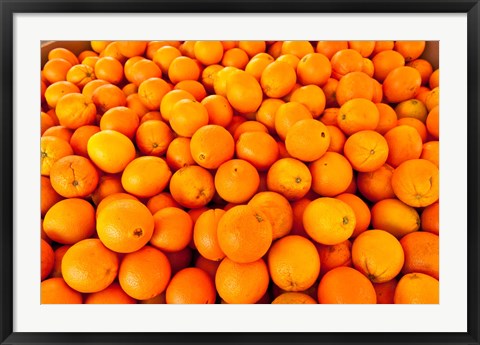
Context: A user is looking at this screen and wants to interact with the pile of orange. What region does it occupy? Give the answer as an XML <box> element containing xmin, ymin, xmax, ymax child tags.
<box><xmin>41</xmin><ymin>40</ymin><xmax>439</xmax><ymax>304</ymax></box>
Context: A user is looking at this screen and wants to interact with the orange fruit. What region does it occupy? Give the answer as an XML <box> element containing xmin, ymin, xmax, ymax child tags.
<box><xmin>290</xmin><ymin>84</ymin><xmax>326</xmax><ymax>118</ymax></box>
<box><xmin>168</xmin><ymin>56</ymin><xmax>201</xmax><ymax>84</ymax></box>
<box><xmin>272</xmin><ymin>292</ymin><xmax>317</xmax><ymax>304</ymax></box>
<box><xmin>117</xmin><ymin>40</ymin><xmax>147</xmax><ymax>57</ymax></box>
<box><xmin>193</xmin><ymin>40</ymin><xmax>224</xmax><ymax>65</ymax></box>
<box><xmin>50</xmin><ymin>245</ymin><xmax>71</xmax><ymax>278</ymax></box>
<box><xmin>356</xmin><ymin>164</ymin><xmax>396</xmax><ymax>202</ymax></box>
<box><xmin>268</xmin><ymin>235</ymin><xmax>320</xmax><ymax>291</ymax></box>
<box><xmin>166</xmin><ymin>267</ymin><xmax>216</xmax><ymax>304</ymax></box>
<box><xmin>42</xmin><ymin>58</ymin><xmax>72</xmax><ymax>83</ymax></box>
<box><xmin>201</xmin><ymin>94</ymin><xmax>233</xmax><ymax>127</ymax></box>
<box><xmin>41</xmin><ymin>239</ymin><xmax>55</xmax><ymax>281</ymax></box>
<box><xmin>384</xmin><ymin>125</ymin><xmax>423</xmax><ymax>167</ymax></box>
<box><xmin>394</xmin><ymin>273</ymin><xmax>439</xmax><ymax>304</ymax></box>
<box><xmin>49</xmin><ymin>155</ymin><xmax>99</xmax><ymax>198</ymax></box>
<box><xmin>256</xmin><ymin>98</ymin><xmax>284</xmax><ymax>133</ymax></box>
<box><xmin>318</xmin><ymin>266</ymin><xmax>376</xmax><ymax>304</ymax></box>
<box><xmin>91</xmin><ymin>174</ymin><xmax>125</xmax><ymax>206</ymax></box>
<box><xmin>394</xmin><ymin>41</ymin><xmax>426</xmax><ymax>62</ymax></box>
<box><xmin>169</xmin><ymin>165</ymin><xmax>215</xmax><ymax>208</ymax></box>
<box><xmin>348</xmin><ymin>41</ymin><xmax>375</xmax><ymax>57</ymax></box>
<box><xmin>190</xmin><ymin>125</ymin><xmax>235</xmax><ymax>169</ymax></box>
<box><xmin>238</xmin><ymin>41</ymin><xmax>266</xmax><ymax>57</ymax></box>
<box><xmin>309</xmin><ymin>152</ymin><xmax>353</xmax><ymax>197</ymax></box>
<box><xmin>87</xmin><ymin>130</ymin><xmax>136</xmax><ymax>174</ymax></box>
<box><xmin>335</xmin><ymin>193</ymin><xmax>371</xmax><ymax>238</ymax></box>
<box><xmin>226</xmin><ymin>71</ymin><xmax>263</xmax><ymax>114</ymax></box>
<box><xmin>295</xmin><ymin>52</ymin><xmax>331</xmax><ymax>87</ymax></box>
<box><xmin>215</xmin><ymin>159</ymin><xmax>260</xmax><ymax>204</ymax></box>
<box><xmin>91</xmin><ymin>83</ymin><xmax>127</xmax><ymax>114</ymax></box>
<box><xmin>235</xmin><ymin>131</ymin><xmax>279</xmax><ymax>171</ymax></box>
<box><xmin>150</xmin><ymin>207</ymin><xmax>193</xmax><ymax>253</ymax></box>
<box><xmin>94</xmin><ymin>56</ymin><xmax>124</xmax><ymax>84</ymax></box>
<box><xmin>383</xmin><ymin>106</ymin><xmax>405</xmax><ymax>134</ymax></box>
<box><xmin>96</xmin><ymin>198</ymin><xmax>154</xmax><ymax>253</ymax></box>
<box><xmin>248</xmin><ymin>191</ymin><xmax>293</xmax><ymax>240</ymax></box>
<box><xmin>41</xmin><ymin>136</ymin><xmax>74</xmax><ymax>176</ymax></box>
<box><xmin>119</xmin><ymin>245</ymin><xmax>171</xmax><ymax>300</ymax></box>
<box><xmin>174</xmin><ymin>80</ymin><xmax>207</xmax><ymax>101</ymax></box>
<box><xmin>337</xmin><ymin>98</ymin><xmax>380</xmax><ymax>136</ymax></box>
<box><xmin>146</xmin><ymin>192</ymin><xmax>180</xmax><ymax>215</ymax></box>
<box><xmin>352</xmin><ymin>229</ymin><xmax>405</xmax><ymax>283</ymax></box>
<box><xmin>285</xmin><ymin>119</ymin><xmax>331</xmax><ymax>162</ymax></box>
<box><xmin>193</xmin><ymin>208</ymin><xmax>226</xmax><ymax>261</ymax></box>
<box><xmin>395</xmin><ymin>98</ymin><xmax>428</xmax><ymax>123</ymax></box>
<box><xmin>397</xmin><ymin>117</ymin><xmax>428</xmax><ymax>143</ymax></box>
<box><xmin>55</xmin><ymin>93</ymin><xmax>97</xmax><ymax>129</ymax></box>
<box><xmin>407</xmin><ymin>58</ymin><xmax>433</xmax><ymax>85</ymax></box>
<box><xmin>217</xmin><ymin>204</ymin><xmax>272</xmax><ymax>264</ymax></box>
<box><xmin>127</xmin><ymin>59</ymin><xmax>163</xmax><ymax>87</ymax></box>
<box><xmin>371</xmin><ymin>50</ymin><xmax>405</xmax><ymax>82</ymax></box>
<box><xmin>69</xmin><ymin>125</ymin><xmax>100</xmax><ymax>157</ymax></box>
<box><xmin>372</xmin><ymin>41</ymin><xmax>395</xmax><ymax>55</ymax></box>
<box><xmin>267</xmin><ymin>157</ymin><xmax>312</xmax><ymax>201</ymax></box>
<box><xmin>121</xmin><ymin>156</ymin><xmax>172</xmax><ymax>198</ymax></box>
<box><xmin>43</xmin><ymin>198</ymin><xmax>95</xmax><ymax>244</ymax></box>
<box><xmin>400</xmin><ymin>231</ymin><xmax>439</xmax><ymax>279</ymax></box>
<box><xmin>260</xmin><ymin>60</ymin><xmax>296</xmax><ymax>98</ymax></box>
<box><xmin>201</xmin><ymin>64</ymin><xmax>223</xmax><ymax>93</ymax></box>
<box><xmin>281</xmin><ymin>41</ymin><xmax>314</xmax><ymax>59</ymax></box>
<box><xmin>344</xmin><ymin>130</ymin><xmax>389</xmax><ymax>172</ymax></box>
<box><xmin>95</xmin><ymin>192</ymin><xmax>139</xmax><ymax>218</ymax></box>
<box><xmin>85</xmin><ymin>282</ymin><xmax>137</xmax><ymax>304</ymax></box>
<box><xmin>215</xmin><ymin>257</ymin><xmax>269</xmax><ymax>304</ymax></box>
<box><xmin>371</xmin><ymin>198</ymin><xmax>420</xmax><ymax>238</ymax></box>
<box><xmin>391</xmin><ymin>159</ymin><xmax>439</xmax><ymax>207</ymax></box>
<box><xmin>160</xmin><ymin>90</ymin><xmax>196</xmax><ymax>122</ymax></box>
<box><xmin>233</xmin><ymin>121</ymin><xmax>269</xmax><ymax>141</ymax></box>
<box><xmin>169</xmin><ymin>99</ymin><xmax>209</xmax><ymax>137</ymax></box>
<box><xmin>44</xmin><ymin>81</ymin><xmax>80</xmax><ymax>108</ymax></box>
<box><xmin>48</xmin><ymin>47</ymin><xmax>79</xmax><ymax>66</ymax></box>
<box><xmin>303</xmin><ymin>197</ymin><xmax>356</xmax><ymax>245</ymax></box>
<box><xmin>322</xmin><ymin>78</ymin><xmax>340</xmax><ymax>108</ymax></box>
<box><xmin>326</xmin><ymin>125</ymin><xmax>346</xmax><ymax>154</ymax></box>
<box><xmin>315</xmin><ymin>41</ymin><xmax>348</xmax><ymax>59</ymax></box>
<box><xmin>61</xmin><ymin>238</ymin><xmax>118</xmax><ymax>293</ymax></box>
<box><xmin>41</xmin><ymin>176</ymin><xmax>63</xmax><ymax>216</ymax></box>
<box><xmin>153</xmin><ymin>45</ymin><xmax>182</xmax><ymax>74</ymax></box>
<box><xmin>245</xmin><ymin>56</ymin><xmax>273</xmax><ymax>82</ymax></box>
<box><xmin>336</xmin><ymin>71</ymin><xmax>374</xmax><ymax>106</ymax></box>
<box><xmin>166</xmin><ymin>137</ymin><xmax>196</xmax><ymax>171</ymax></box>
<box><xmin>383</xmin><ymin>66</ymin><xmax>422</xmax><ymax>103</ymax></box>
<box><xmin>316</xmin><ymin>240</ymin><xmax>352</xmax><ymax>276</ymax></box>
<box><xmin>330</xmin><ymin>49</ymin><xmax>364</xmax><ymax>78</ymax></box>
<box><xmin>135</xmin><ymin>120</ymin><xmax>174</xmax><ymax>157</ymax></box>
<box><xmin>99</xmin><ymin>106</ymin><xmax>140</xmax><ymax>140</ymax></box>
<box><xmin>421</xmin><ymin>201</ymin><xmax>439</xmax><ymax>235</ymax></box>
<box><xmin>41</xmin><ymin>277</ymin><xmax>83</xmax><ymax>304</ymax></box>
<box><xmin>82</xmin><ymin>79</ymin><xmax>109</xmax><ymax>103</ymax></box>
<box><xmin>138</xmin><ymin>77</ymin><xmax>172</xmax><ymax>110</ymax></box>
<box><xmin>421</xmin><ymin>141</ymin><xmax>439</xmax><ymax>167</ymax></box>
<box><xmin>429</xmin><ymin>69</ymin><xmax>439</xmax><ymax>89</ymax></box>
<box><xmin>222</xmin><ymin>48</ymin><xmax>249</xmax><ymax>69</ymax></box>
<box><xmin>274</xmin><ymin>101</ymin><xmax>313</xmax><ymax>141</ymax></box>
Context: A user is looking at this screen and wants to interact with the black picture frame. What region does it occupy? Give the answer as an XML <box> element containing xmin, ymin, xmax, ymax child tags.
<box><xmin>1</xmin><ymin>1</ymin><xmax>479</xmax><ymax>344</ymax></box>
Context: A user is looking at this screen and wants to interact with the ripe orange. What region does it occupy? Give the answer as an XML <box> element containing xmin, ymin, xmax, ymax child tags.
<box><xmin>55</xmin><ymin>93</ymin><xmax>97</xmax><ymax>129</ymax></box>
<box><xmin>336</xmin><ymin>71</ymin><xmax>374</xmax><ymax>106</ymax></box>
<box><xmin>165</xmin><ymin>137</ymin><xmax>196</xmax><ymax>171</ymax></box>
<box><xmin>215</xmin><ymin>159</ymin><xmax>260</xmax><ymax>204</ymax></box>
<box><xmin>352</xmin><ymin>229</ymin><xmax>405</xmax><ymax>283</ymax></box>
<box><xmin>96</xmin><ymin>198</ymin><xmax>154</xmax><ymax>253</ymax></box>
<box><xmin>69</xmin><ymin>125</ymin><xmax>100</xmax><ymax>157</ymax></box>
<box><xmin>272</xmin><ymin>292</ymin><xmax>317</xmax><ymax>304</ymax></box>
<box><xmin>87</xmin><ymin>130</ymin><xmax>136</xmax><ymax>174</ymax></box>
<box><xmin>190</xmin><ymin>125</ymin><xmax>235</xmax><ymax>169</ymax></box>
<box><xmin>285</xmin><ymin>119</ymin><xmax>331</xmax><ymax>162</ymax></box>
<box><xmin>62</xmin><ymin>238</ymin><xmax>118</xmax><ymax>293</ymax></box>
<box><xmin>45</xmin><ymin>81</ymin><xmax>80</xmax><ymax>108</ymax></box>
<box><xmin>344</xmin><ymin>130</ymin><xmax>389</xmax><ymax>172</ymax></box>
<box><xmin>383</xmin><ymin>66</ymin><xmax>422</xmax><ymax>103</ymax></box>
<box><xmin>335</xmin><ymin>193</ymin><xmax>371</xmax><ymax>238</ymax></box>
<box><xmin>268</xmin><ymin>235</ymin><xmax>320</xmax><ymax>291</ymax></box>
<box><xmin>330</xmin><ymin>49</ymin><xmax>364</xmax><ymax>79</ymax></box>
<box><xmin>41</xmin><ymin>239</ymin><xmax>55</xmax><ymax>281</ymax></box>
<box><xmin>371</xmin><ymin>198</ymin><xmax>420</xmax><ymax>238</ymax></box>
<box><xmin>318</xmin><ymin>266</ymin><xmax>376</xmax><ymax>304</ymax></box>
<box><xmin>400</xmin><ymin>231</ymin><xmax>439</xmax><ymax>279</ymax></box>
<box><xmin>168</xmin><ymin>56</ymin><xmax>200</xmax><ymax>84</ymax></box>
<box><xmin>274</xmin><ymin>101</ymin><xmax>313</xmax><ymax>141</ymax></box>
<box><xmin>166</xmin><ymin>267</ymin><xmax>216</xmax><ymax>304</ymax></box>
<box><xmin>391</xmin><ymin>158</ymin><xmax>439</xmax><ymax>207</ymax></box>
<box><xmin>41</xmin><ymin>136</ymin><xmax>74</xmax><ymax>176</ymax></box>
<box><xmin>193</xmin><ymin>208</ymin><xmax>226</xmax><ymax>261</ymax></box>
<box><xmin>235</xmin><ymin>131</ymin><xmax>279</xmax><ymax>171</ymax></box>
<box><xmin>169</xmin><ymin>165</ymin><xmax>215</xmax><ymax>208</ymax></box>
<box><xmin>135</xmin><ymin>120</ymin><xmax>174</xmax><ymax>157</ymax></box>
<box><xmin>41</xmin><ymin>277</ymin><xmax>83</xmax><ymax>304</ymax></box>
<box><xmin>394</xmin><ymin>272</ymin><xmax>439</xmax><ymax>304</ymax></box>
<box><xmin>373</xmin><ymin>279</ymin><xmax>398</xmax><ymax>304</ymax></box>
<box><xmin>337</xmin><ymin>98</ymin><xmax>380</xmax><ymax>136</ymax></box>
<box><xmin>215</xmin><ymin>257</ymin><xmax>269</xmax><ymax>304</ymax></box>
<box><xmin>49</xmin><ymin>155</ymin><xmax>99</xmax><ymax>198</ymax></box>
<box><xmin>169</xmin><ymin>99</ymin><xmax>209</xmax><ymax>137</ymax></box>
<box><xmin>150</xmin><ymin>207</ymin><xmax>193</xmax><ymax>253</ymax></box>
<box><xmin>201</xmin><ymin>94</ymin><xmax>233</xmax><ymax>127</ymax></box>
<box><xmin>316</xmin><ymin>240</ymin><xmax>352</xmax><ymax>276</ymax></box>
<box><xmin>121</xmin><ymin>156</ymin><xmax>172</xmax><ymax>198</ymax></box>
<box><xmin>138</xmin><ymin>77</ymin><xmax>172</xmax><ymax>110</ymax></box>
<box><xmin>99</xmin><ymin>106</ymin><xmax>139</xmax><ymax>140</ymax></box>
<box><xmin>248</xmin><ymin>191</ymin><xmax>293</xmax><ymax>240</ymax></box>
<box><xmin>356</xmin><ymin>164</ymin><xmax>396</xmax><ymax>202</ymax></box>
<box><xmin>94</xmin><ymin>56</ymin><xmax>124</xmax><ymax>84</ymax></box>
<box><xmin>384</xmin><ymin>125</ymin><xmax>423</xmax><ymax>167</ymax></box>
<box><xmin>217</xmin><ymin>204</ymin><xmax>272</xmax><ymax>263</ymax></box>
<box><xmin>372</xmin><ymin>50</ymin><xmax>405</xmax><ymax>82</ymax></box>
<box><xmin>421</xmin><ymin>201</ymin><xmax>439</xmax><ymax>235</ymax></box>
<box><xmin>303</xmin><ymin>197</ymin><xmax>356</xmax><ymax>245</ymax></box>
<box><xmin>394</xmin><ymin>41</ymin><xmax>426</xmax><ymax>62</ymax></box>
<box><xmin>226</xmin><ymin>70</ymin><xmax>263</xmax><ymax>114</ymax></box>
<box><xmin>309</xmin><ymin>152</ymin><xmax>353</xmax><ymax>197</ymax></box>
<box><xmin>119</xmin><ymin>245</ymin><xmax>171</xmax><ymax>300</ymax></box>
<box><xmin>261</xmin><ymin>60</ymin><xmax>297</xmax><ymax>98</ymax></box>
<box><xmin>267</xmin><ymin>158</ymin><xmax>312</xmax><ymax>201</ymax></box>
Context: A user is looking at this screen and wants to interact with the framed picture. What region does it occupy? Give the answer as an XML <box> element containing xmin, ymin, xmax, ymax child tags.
<box><xmin>1</xmin><ymin>1</ymin><xmax>479</xmax><ymax>344</ymax></box>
